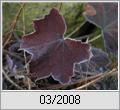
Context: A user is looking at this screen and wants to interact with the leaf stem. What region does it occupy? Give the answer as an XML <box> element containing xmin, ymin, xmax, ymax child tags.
<box><xmin>88</xmin><ymin>34</ymin><xmax>101</xmax><ymax>43</ymax></box>
<box><xmin>66</xmin><ymin>21</ymin><xmax>86</xmax><ymax>38</ymax></box>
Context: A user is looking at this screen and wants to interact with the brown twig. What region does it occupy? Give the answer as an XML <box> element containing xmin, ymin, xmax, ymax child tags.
<box><xmin>39</xmin><ymin>73</ymin><xmax>101</xmax><ymax>90</ymax></box>
<box><xmin>59</xmin><ymin>73</ymin><xmax>102</xmax><ymax>90</ymax></box>
<box><xmin>75</xmin><ymin>68</ymin><xmax>117</xmax><ymax>90</ymax></box>
<box><xmin>40</xmin><ymin>68</ymin><xmax>117</xmax><ymax>90</ymax></box>
<box><xmin>3</xmin><ymin>70</ymin><xmax>23</xmax><ymax>90</ymax></box>
<box><xmin>3</xmin><ymin>3</ymin><xmax>25</xmax><ymax>47</ymax></box>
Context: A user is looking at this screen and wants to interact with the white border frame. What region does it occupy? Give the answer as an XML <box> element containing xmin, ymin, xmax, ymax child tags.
<box><xmin>0</xmin><ymin>0</ymin><xmax>119</xmax><ymax>92</ymax></box>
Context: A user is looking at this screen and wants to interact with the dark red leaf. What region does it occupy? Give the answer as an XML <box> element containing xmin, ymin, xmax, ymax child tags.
<box><xmin>20</xmin><ymin>8</ymin><xmax>66</xmax><ymax>60</ymax></box>
<box><xmin>30</xmin><ymin>39</ymin><xmax>90</xmax><ymax>83</ymax></box>
<box><xmin>20</xmin><ymin>8</ymin><xmax>91</xmax><ymax>84</ymax></box>
<box><xmin>84</xmin><ymin>3</ymin><xmax>118</xmax><ymax>54</ymax></box>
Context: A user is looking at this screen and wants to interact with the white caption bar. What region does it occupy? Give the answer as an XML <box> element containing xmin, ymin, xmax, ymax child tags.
<box><xmin>1</xmin><ymin>91</ymin><xmax>119</xmax><ymax>109</ymax></box>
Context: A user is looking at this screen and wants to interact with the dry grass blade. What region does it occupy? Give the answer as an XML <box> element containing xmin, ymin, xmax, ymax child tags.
<box><xmin>59</xmin><ymin>3</ymin><xmax>63</xmax><ymax>11</ymax></box>
<box><xmin>3</xmin><ymin>3</ymin><xmax>25</xmax><ymax>47</ymax></box>
<box><xmin>75</xmin><ymin>68</ymin><xmax>117</xmax><ymax>90</ymax></box>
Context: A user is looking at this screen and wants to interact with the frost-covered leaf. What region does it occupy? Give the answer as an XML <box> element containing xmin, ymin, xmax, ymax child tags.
<box><xmin>6</xmin><ymin>55</ymin><xmax>14</xmax><ymax>70</ymax></box>
<box><xmin>74</xmin><ymin>48</ymin><xmax>111</xmax><ymax>76</ymax></box>
<box><xmin>20</xmin><ymin>8</ymin><xmax>91</xmax><ymax>84</ymax></box>
<box><xmin>84</xmin><ymin>3</ymin><xmax>118</xmax><ymax>54</ymax></box>
<box><xmin>6</xmin><ymin>42</ymin><xmax>24</xmax><ymax>75</ymax></box>
<box><xmin>30</xmin><ymin>39</ymin><xmax>90</xmax><ymax>83</ymax></box>
<box><xmin>6</xmin><ymin>54</ymin><xmax>23</xmax><ymax>75</ymax></box>
<box><xmin>6</xmin><ymin>54</ymin><xmax>19</xmax><ymax>75</ymax></box>
<box><xmin>20</xmin><ymin>8</ymin><xmax>66</xmax><ymax>60</ymax></box>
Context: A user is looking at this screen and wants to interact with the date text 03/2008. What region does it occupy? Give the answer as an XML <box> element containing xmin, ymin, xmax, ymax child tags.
<box><xmin>40</xmin><ymin>94</ymin><xmax>81</xmax><ymax>104</ymax></box>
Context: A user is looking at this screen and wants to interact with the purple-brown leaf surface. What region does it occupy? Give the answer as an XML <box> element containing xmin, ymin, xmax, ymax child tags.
<box><xmin>20</xmin><ymin>8</ymin><xmax>91</xmax><ymax>84</ymax></box>
<box><xmin>74</xmin><ymin>48</ymin><xmax>111</xmax><ymax>76</ymax></box>
<box><xmin>20</xmin><ymin>9</ymin><xmax>66</xmax><ymax>60</ymax></box>
<box><xmin>84</xmin><ymin>3</ymin><xmax>118</xmax><ymax>54</ymax></box>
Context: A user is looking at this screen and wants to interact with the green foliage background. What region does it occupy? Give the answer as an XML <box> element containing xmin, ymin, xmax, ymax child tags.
<box><xmin>3</xmin><ymin>3</ymin><xmax>84</xmax><ymax>35</ymax></box>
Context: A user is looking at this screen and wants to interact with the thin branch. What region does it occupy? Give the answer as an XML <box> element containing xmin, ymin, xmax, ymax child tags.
<box><xmin>3</xmin><ymin>70</ymin><xmax>23</xmax><ymax>90</ymax></box>
<box><xmin>3</xmin><ymin>3</ymin><xmax>25</xmax><ymax>47</ymax></box>
<box><xmin>40</xmin><ymin>73</ymin><xmax>102</xmax><ymax>90</ymax></box>
<box><xmin>75</xmin><ymin>68</ymin><xmax>117</xmax><ymax>90</ymax></box>
<box><xmin>42</xmin><ymin>68</ymin><xmax>117</xmax><ymax>90</ymax></box>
